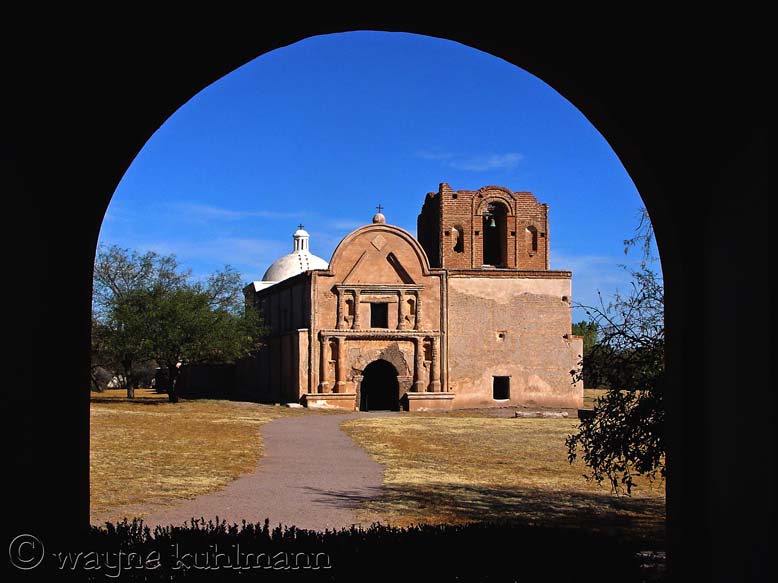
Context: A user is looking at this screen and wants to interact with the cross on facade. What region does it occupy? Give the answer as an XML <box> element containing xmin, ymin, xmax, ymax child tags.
<box><xmin>376</xmin><ymin>204</ymin><xmax>384</xmax><ymax>213</ymax></box>
<box><xmin>298</xmin><ymin>223</ymin><xmax>304</xmax><ymax>230</ymax></box>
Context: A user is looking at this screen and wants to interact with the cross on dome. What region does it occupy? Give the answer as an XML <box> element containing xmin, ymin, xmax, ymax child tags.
<box><xmin>372</xmin><ymin>204</ymin><xmax>386</xmax><ymax>224</ymax></box>
<box><xmin>292</xmin><ymin>224</ymin><xmax>310</xmax><ymax>251</ymax></box>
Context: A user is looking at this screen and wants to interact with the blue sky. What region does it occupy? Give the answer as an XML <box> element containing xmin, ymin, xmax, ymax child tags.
<box><xmin>100</xmin><ymin>31</ymin><xmax>657</xmax><ymax>321</ymax></box>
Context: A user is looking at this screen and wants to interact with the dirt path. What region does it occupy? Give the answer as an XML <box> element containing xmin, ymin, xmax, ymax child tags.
<box><xmin>142</xmin><ymin>412</ymin><xmax>394</xmax><ymax>531</ymax></box>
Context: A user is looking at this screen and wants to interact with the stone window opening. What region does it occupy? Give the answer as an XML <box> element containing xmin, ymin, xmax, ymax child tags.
<box><xmin>452</xmin><ymin>224</ymin><xmax>465</xmax><ymax>253</ymax></box>
<box><xmin>370</xmin><ymin>302</ymin><xmax>389</xmax><ymax>328</ymax></box>
<box><xmin>526</xmin><ymin>225</ymin><xmax>539</xmax><ymax>254</ymax></box>
<box><xmin>496</xmin><ymin>331</ymin><xmax>507</xmax><ymax>341</ymax></box>
<box><xmin>493</xmin><ymin>376</ymin><xmax>510</xmax><ymax>400</ymax></box>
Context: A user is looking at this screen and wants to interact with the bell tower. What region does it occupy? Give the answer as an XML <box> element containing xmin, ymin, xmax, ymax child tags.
<box><xmin>417</xmin><ymin>183</ymin><xmax>550</xmax><ymax>270</ymax></box>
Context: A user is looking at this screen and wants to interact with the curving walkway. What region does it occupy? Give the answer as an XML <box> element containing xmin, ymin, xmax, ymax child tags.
<box><xmin>142</xmin><ymin>412</ymin><xmax>393</xmax><ymax>531</ymax></box>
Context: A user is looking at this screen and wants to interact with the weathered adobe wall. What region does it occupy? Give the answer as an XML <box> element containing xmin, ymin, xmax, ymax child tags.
<box><xmin>256</xmin><ymin>275</ymin><xmax>311</xmax><ymax>337</ymax></box>
<box><xmin>511</xmin><ymin>191</ymin><xmax>549</xmax><ymax>271</ymax></box>
<box><xmin>295</xmin><ymin>330</ymin><xmax>309</xmax><ymax>401</ymax></box>
<box><xmin>235</xmin><ymin>349</ymin><xmax>267</xmax><ymax>401</ymax></box>
<box><xmin>263</xmin><ymin>329</ymin><xmax>308</xmax><ymax>403</ymax></box>
<box><xmin>238</xmin><ymin>276</ymin><xmax>312</xmax><ymax>401</ymax></box>
<box><xmin>447</xmin><ymin>277</ymin><xmax>583</xmax><ymax>409</ymax></box>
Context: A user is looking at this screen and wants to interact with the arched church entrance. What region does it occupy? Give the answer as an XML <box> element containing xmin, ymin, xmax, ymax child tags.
<box><xmin>359</xmin><ymin>359</ymin><xmax>400</xmax><ymax>411</ymax></box>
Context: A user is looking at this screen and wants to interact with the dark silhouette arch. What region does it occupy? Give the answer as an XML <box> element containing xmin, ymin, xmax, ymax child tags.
<box><xmin>359</xmin><ymin>359</ymin><xmax>400</xmax><ymax>411</ymax></box>
<box><xmin>5</xmin><ymin>18</ymin><xmax>768</xmax><ymax>581</ymax></box>
<box><xmin>482</xmin><ymin>200</ymin><xmax>509</xmax><ymax>267</ymax></box>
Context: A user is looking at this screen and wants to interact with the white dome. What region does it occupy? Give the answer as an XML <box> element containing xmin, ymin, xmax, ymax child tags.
<box><xmin>262</xmin><ymin>226</ymin><xmax>328</xmax><ymax>282</ymax></box>
<box><xmin>262</xmin><ymin>252</ymin><xmax>328</xmax><ymax>281</ymax></box>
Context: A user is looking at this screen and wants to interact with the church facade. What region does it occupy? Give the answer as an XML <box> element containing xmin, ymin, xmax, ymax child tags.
<box><xmin>241</xmin><ymin>183</ymin><xmax>583</xmax><ymax>411</ymax></box>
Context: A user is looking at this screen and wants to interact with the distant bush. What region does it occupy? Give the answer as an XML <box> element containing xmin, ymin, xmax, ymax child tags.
<box><xmin>133</xmin><ymin>360</ymin><xmax>158</xmax><ymax>388</ymax></box>
<box><xmin>89</xmin><ymin>366</ymin><xmax>113</xmax><ymax>392</ymax></box>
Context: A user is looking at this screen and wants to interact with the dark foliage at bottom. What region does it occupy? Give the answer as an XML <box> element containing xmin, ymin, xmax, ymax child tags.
<box><xmin>16</xmin><ymin>517</ymin><xmax>663</xmax><ymax>582</ymax></box>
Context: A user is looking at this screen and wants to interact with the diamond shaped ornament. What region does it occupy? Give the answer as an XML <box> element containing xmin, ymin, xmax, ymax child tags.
<box><xmin>371</xmin><ymin>234</ymin><xmax>386</xmax><ymax>251</ymax></box>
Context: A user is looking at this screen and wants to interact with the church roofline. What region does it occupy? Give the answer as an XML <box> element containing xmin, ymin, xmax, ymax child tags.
<box><xmin>249</xmin><ymin>269</ymin><xmax>320</xmax><ymax>297</ymax></box>
<box><xmin>445</xmin><ymin>269</ymin><xmax>571</xmax><ymax>279</ymax></box>
<box><xmin>425</xmin><ymin>183</ymin><xmax>544</xmax><ymax>206</ymax></box>
<box><xmin>327</xmin><ymin>222</ymin><xmax>436</xmax><ymax>276</ymax></box>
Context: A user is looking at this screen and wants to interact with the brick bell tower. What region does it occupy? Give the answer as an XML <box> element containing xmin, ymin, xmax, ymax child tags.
<box><xmin>417</xmin><ymin>183</ymin><xmax>550</xmax><ymax>270</ymax></box>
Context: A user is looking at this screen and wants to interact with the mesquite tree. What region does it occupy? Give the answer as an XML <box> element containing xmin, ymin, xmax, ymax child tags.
<box><xmin>566</xmin><ymin>209</ymin><xmax>665</xmax><ymax>494</ymax></box>
<box><xmin>92</xmin><ymin>244</ymin><xmax>264</xmax><ymax>401</ymax></box>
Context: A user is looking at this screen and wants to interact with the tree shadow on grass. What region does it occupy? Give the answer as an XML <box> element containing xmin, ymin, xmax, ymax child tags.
<box><xmin>90</xmin><ymin>397</ymin><xmax>169</xmax><ymax>405</ymax></box>
<box><xmin>304</xmin><ymin>482</ymin><xmax>665</xmax><ymax>549</ymax></box>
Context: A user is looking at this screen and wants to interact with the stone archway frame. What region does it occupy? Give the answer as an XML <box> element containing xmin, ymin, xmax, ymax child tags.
<box><xmin>472</xmin><ymin>186</ymin><xmax>517</xmax><ymax>218</ymax></box>
<box><xmin>472</xmin><ymin>187</ymin><xmax>516</xmax><ymax>268</ymax></box>
<box><xmin>9</xmin><ymin>25</ymin><xmax>766</xmax><ymax>581</ymax></box>
<box><xmin>350</xmin><ymin>341</ymin><xmax>414</xmax><ymax>408</ymax></box>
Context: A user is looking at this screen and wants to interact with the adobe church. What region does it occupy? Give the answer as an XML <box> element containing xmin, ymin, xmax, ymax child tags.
<box><xmin>240</xmin><ymin>183</ymin><xmax>583</xmax><ymax>411</ymax></box>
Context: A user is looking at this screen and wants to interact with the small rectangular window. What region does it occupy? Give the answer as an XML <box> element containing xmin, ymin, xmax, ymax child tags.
<box><xmin>370</xmin><ymin>303</ymin><xmax>389</xmax><ymax>328</ymax></box>
<box><xmin>493</xmin><ymin>376</ymin><xmax>510</xmax><ymax>400</ymax></box>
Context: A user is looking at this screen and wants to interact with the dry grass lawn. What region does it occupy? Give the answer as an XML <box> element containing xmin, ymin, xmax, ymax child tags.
<box><xmin>92</xmin><ymin>388</ymin><xmax>664</xmax><ymax>547</ymax></box>
<box><xmin>90</xmin><ymin>388</ymin><xmax>331</xmax><ymax>524</ymax></box>
<box><xmin>340</xmin><ymin>401</ymin><xmax>665</xmax><ymax>547</ymax></box>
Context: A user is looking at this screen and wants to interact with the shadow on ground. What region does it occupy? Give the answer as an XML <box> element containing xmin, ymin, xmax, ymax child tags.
<box><xmin>305</xmin><ymin>481</ymin><xmax>665</xmax><ymax>549</ymax></box>
<box><xmin>90</xmin><ymin>398</ymin><xmax>169</xmax><ymax>405</ymax></box>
